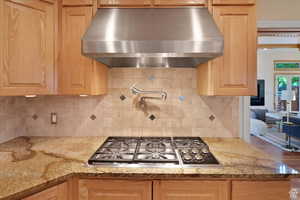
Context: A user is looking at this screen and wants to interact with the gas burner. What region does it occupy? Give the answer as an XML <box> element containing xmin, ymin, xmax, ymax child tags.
<box><xmin>107</xmin><ymin>141</ymin><xmax>130</xmax><ymax>153</ymax></box>
<box><xmin>145</xmin><ymin>142</ymin><xmax>167</xmax><ymax>154</ymax></box>
<box><xmin>173</xmin><ymin>137</ymin><xmax>219</xmax><ymax>165</ymax></box>
<box><xmin>146</xmin><ymin>152</ymin><xmax>168</xmax><ymax>160</ymax></box>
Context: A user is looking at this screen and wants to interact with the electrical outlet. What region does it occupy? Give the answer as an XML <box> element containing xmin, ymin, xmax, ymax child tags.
<box><xmin>51</xmin><ymin>113</ymin><xmax>57</xmax><ymax>125</ymax></box>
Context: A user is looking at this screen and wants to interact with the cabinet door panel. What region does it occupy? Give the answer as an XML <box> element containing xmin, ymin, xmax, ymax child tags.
<box><xmin>212</xmin><ymin>6</ymin><xmax>256</xmax><ymax>95</ymax></box>
<box><xmin>0</xmin><ymin>0</ymin><xmax>55</xmax><ymax>95</ymax></box>
<box><xmin>154</xmin><ymin>180</ymin><xmax>230</xmax><ymax>200</ymax></box>
<box><xmin>154</xmin><ymin>0</ymin><xmax>206</xmax><ymax>6</ymax></box>
<box><xmin>213</xmin><ymin>0</ymin><xmax>255</xmax><ymax>5</ymax></box>
<box><xmin>98</xmin><ymin>0</ymin><xmax>152</xmax><ymax>7</ymax></box>
<box><xmin>23</xmin><ymin>182</ymin><xmax>68</xmax><ymax>200</ymax></box>
<box><xmin>79</xmin><ymin>180</ymin><xmax>152</xmax><ymax>200</ymax></box>
<box><xmin>60</xmin><ymin>6</ymin><xmax>93</xmax><ymax>94</ymax></box>
<box><xmin>232</xmin><ymin>181</ymin><xmax>290</xmax><ymax>200</ymax></box>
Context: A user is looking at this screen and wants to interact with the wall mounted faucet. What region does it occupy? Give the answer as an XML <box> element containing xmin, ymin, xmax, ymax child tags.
<box><xmin>130</xmin><ymin>85</ymin><xmax>167</xmax><ymax>101</ymax></box>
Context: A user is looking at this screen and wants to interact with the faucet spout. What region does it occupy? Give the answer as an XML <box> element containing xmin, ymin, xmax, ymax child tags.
<box><xmin>130</xmin><ymin>85</ymin><xmax>167</xmax><ymax>101</ymax></box>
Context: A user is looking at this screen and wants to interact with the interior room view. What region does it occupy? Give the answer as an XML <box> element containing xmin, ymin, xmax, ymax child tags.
<box><xmin>0</xmin><ymin>0</ymin><xmax>299</xmax><ymax>200</ymax></box>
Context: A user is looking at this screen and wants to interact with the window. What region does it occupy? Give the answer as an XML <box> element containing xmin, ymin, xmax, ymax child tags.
<box><xmin>275</xmin><ymin>74</ymin><xmax>300</xmax><ymax>112</ymax></box>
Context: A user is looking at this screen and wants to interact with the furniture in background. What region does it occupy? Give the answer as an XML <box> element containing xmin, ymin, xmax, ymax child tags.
<box><xmin>282</xmin><ymin>122</ymin><xmax>300</xmax><ymax>150</ymax></box>
<box><xmin>281</xmin><ymin>90</ymin><xmax>297</xmax><ymax>123</ymax></box>
<box><xmin>250</xmin><ymin>118</ymin><xmax>268</xmax><ymax>136</ymax></box>
<box><xmin>250</xmin><ymin>108</ymin><xmax>268</xmax><ymax>122</ymax></box>
<box><xmin>250</xmin><ymin>80</ymin><xmax>265</xmax><ymax>106</ymax></box>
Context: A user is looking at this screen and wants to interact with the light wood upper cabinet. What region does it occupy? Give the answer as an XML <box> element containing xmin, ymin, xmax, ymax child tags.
<box><xmin>59</xmin><ymin>5</ymin><xmax>108</xmax><ymax>95</ymax></box>
<box><xmin>23</xmin><ymin>182</ymin><xmax>68</xmax><ymax>200</ymax></box>
<box><xmin>153</xmin><ymin>0</ymin><xmax>207</xmax><ymax>6</ymax></box>
<box><xmin>98</xmin><ymin>0</ymin><xmax>152</xmax><ymax>7</ymax></box>
<box><xmin>154</xmin><ymin>180</ymin><xmax>230</xmax><ymax>200</ymax></box>
<box><xmin>78</xmin><ymin>179</ymin><xmax>152</xmax><ymax>200</ymax></box>
<box><xmin>212</xmin><ymin>0</ymin><xmax>255</xmax><ymax>5</ymax></box>
<box><xmin>232</xmin><ymin>181</ymin><xmax>290</xmax><ymax>200</ymax></box>
<box><xmin>198</xmin><ymin>5</ymin><xmax>257</xmax><ymax>96</ymax></box>
<box><xmin>0</xmin><ymin>0</ymin><xmax>56</xmax><ymax>96</ymax></box>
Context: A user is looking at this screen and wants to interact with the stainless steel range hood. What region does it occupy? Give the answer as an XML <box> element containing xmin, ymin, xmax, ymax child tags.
<box><xmin>82</xmin><ymin>8</ymin><xmax>223</xmax><ymax>68</ymax></box>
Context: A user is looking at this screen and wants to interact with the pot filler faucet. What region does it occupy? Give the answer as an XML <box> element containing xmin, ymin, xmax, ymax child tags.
<box><xmin>130</xmin><ymin>85</ymin><xmax>167</xmax><ymax>101</ymax></box>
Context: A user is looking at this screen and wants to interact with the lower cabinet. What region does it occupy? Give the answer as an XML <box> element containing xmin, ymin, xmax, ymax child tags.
<box><xmin>22</xmin><ymin>182</ymin><xmax>68</xmax><ymax>200</ymax></box>
<box><xmin>154</xmin><ymin>180</ymin><xmax>230</xmax><ymax>200</ymax></box>
<box><xmin>232</xmin><ymin>181</ymin><xmax>291</xmax><ymax>200</ymax></box>
<box><xmin>22</xmin><ymin>179</ymin><xmax>291</xmax><ymax>200</ymax></box>
<box><xmin>78</xmin><ymin>179</ymin><xmax>152</xmax><ymax>200</ymax></box>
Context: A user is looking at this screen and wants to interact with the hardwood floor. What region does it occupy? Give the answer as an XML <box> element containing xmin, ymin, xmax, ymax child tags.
<box><xmin>250</xmin><ymin>135</ymin><xmax>300</xmax><ymax>171</ymax></box>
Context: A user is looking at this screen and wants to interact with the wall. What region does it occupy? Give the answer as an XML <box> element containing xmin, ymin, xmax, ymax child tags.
<box><xmin>257</xmin><ymin>0</ymin><xmax>300</xmax><ymax>21</ymax></box>
<box><xmin>0</xmin><ymin>97</ymin><xmax>26</xmax><ymax>143</ymax></box>
<box><xmin>257</xmin><ymin>48</ymin><xmax>300</xmax><ymax>111</ymax></box>
<box><xmin>8</xmin><ymin>68</ymin><xmax>239</xmax><ymax>138</ymax></box>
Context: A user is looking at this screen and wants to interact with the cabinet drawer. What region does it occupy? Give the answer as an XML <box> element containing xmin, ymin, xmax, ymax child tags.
<box><xmin>98</xmin><ymin>0</ymin><xmax>151</xmax><ymax>7</ymax></box>
<box><xmin>153</xmin><ymin>0</ymin><xmax>207</xmax><ymax>6</ymax></box>
<box><xmin>23</xmin><ymin>182</ymin><xmax>68</xmax><ymax>200</ymax></box>
<box><xmin>62</xmin><ymin>0</ymin><xmax>93</xmax><ymax>6</ymax></box>
<box><xmin>154</xmin><ymin>180</ymin><xmax>230</xmax><ymax>200</ymax></box>
<box><xmin>212</xmin><ymin>0</ymin><xmax>255</xmax><ymax>5</ymax></box>
<box><xmin>79</xmin><ymin>179</ymin><xmax>152</xmax><ymax>200</ymax></box>
<box><xmin>232</xmin><ymin>181</ymin><xmax>290</xmax><ymax>200</ymax></box>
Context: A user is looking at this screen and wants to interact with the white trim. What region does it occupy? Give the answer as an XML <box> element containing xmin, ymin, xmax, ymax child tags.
<box><xmin>258</xmin><ymin>20</ymin><xmax>300</xmax><ymax>28</ymax></box>
<box><xmin>240</xmin><ymin>96</ymin><xmax>250</xmax><ymax>142</ymax></box>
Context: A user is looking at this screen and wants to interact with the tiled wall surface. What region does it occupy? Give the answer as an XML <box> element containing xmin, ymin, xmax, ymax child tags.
<box><xmin>1</xmin><ymin>68</ymin><xmax>240</xmax><ymax>141</ymax></box>
<box><xmin>0</xmin><ymin>97</ymin><xmax>26</xmax><ymax>143</ymax></box>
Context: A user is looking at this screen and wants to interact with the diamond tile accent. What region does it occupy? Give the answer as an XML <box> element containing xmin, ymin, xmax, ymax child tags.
<box><xmin>32</xmin><ymin>114</ymin><xmax>38</xmax><ymax>120</ymax></box>
<box><xmin>149</xmin><ymin>114</ymin><xmax>156</xmax><ymax>121</ymax></box>
<box><xmin>179</xmin><ymin>96</ymin><xmax>186</xmax><ymax>102</ymax></box>
<box><xmin>209</xmin><ymin>115</ymin><xmax>215</xmax><ymax>121</ymax></box>
<box><xmin>90</xmin><ymin>115</ymin><xmax>97</xmax><ymax>120</ymax></box>
<box><xmin>120</xmin><ymin>95</ymin><xmax>126</xmax><ymax>101</ymax></box>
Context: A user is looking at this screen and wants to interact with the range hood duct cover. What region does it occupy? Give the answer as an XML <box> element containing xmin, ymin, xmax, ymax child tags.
<box><xmin>82</xmin><ymin>8</ymin><xmax>223</xmax><ymax>68</ymax></box>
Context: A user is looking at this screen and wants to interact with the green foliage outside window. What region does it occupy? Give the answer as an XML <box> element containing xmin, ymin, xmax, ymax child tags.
<box><xmin>275</xmin><ymin>63</ymin><xmax>300</xmax><ymax>69</ymax></box>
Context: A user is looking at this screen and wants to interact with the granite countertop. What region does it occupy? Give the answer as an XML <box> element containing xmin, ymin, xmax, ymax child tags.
<box><xmin>0</xmin><ymin>136</ymin><xmax>299</xmax><ymax>200</ymax></box>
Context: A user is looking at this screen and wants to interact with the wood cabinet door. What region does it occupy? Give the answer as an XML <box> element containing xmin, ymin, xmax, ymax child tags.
<box><xmin>232</xmin><ymin>181</ymin><xmax>290</xmax><ymax>200</ymax></box>
<box><xmin>0</xmin><ymin>0</ymin><xmax>55</xmax><ymax>96</ymax></box>
<box><xmin>23</xmin><ymin>182</ymin><xmax>68</xmax><ymax>200</ymax></box>
<box><xmin>154</xmin><ymin>180</ymin><xmax>230</xmax><ymax>200</ymax></box>
<box><xmin>98</xmin><ymin>0</ymin><xmax>152</xmax><ymax>7</ymax></box>
<box><xmin>60</xmin><ymin>6</ymin><xmax>93</xmax><ymax>95</ymax></box>
<box><xmin>212</xmin><ymin>6</ymin><xmax>257</xmax><ymax>96</ymax></box>
<box><xmin>78</xmin><ymin>179</ymin><xmax>152</xmax><ymax>200</ymax></box>
<box><xmin>153</xmin><ymin>0</ymin><xmax>207</xmax><ymax>6</ymax></box>
<box><xmin>212</xmin><ymin>0</ymin><xmax>255</xmax><ymax>5</ymax></box>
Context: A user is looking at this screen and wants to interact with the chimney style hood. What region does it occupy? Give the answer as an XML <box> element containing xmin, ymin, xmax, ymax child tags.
<box><xmin>82</xmin><ymin>8</ymin><xmax>223</xmax><ymax>68</ymax></box>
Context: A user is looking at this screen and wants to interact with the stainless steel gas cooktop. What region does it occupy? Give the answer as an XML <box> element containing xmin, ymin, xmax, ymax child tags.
<box><xmin>88</xmin><ymin>137</ymin><xmax>220</xmax><ymax>167</ymax></box>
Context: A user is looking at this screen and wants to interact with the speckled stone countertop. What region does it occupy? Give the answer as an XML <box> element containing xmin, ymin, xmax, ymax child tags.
<box><xmin>0</xmin><ymin>136</ymin><xmax>299</xmax><ymax>200</ymax></box>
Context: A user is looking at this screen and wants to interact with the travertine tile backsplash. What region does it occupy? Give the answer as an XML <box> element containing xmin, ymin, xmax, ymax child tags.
<box><xmin>1</xmin><ymin>68</ymin><xmax>239</xmax><ymax>141</ymax></box>
<box><xmin>0</xmin><ymin>97</ymin><xmax>26</xmax><ymax>143</ymax></box>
